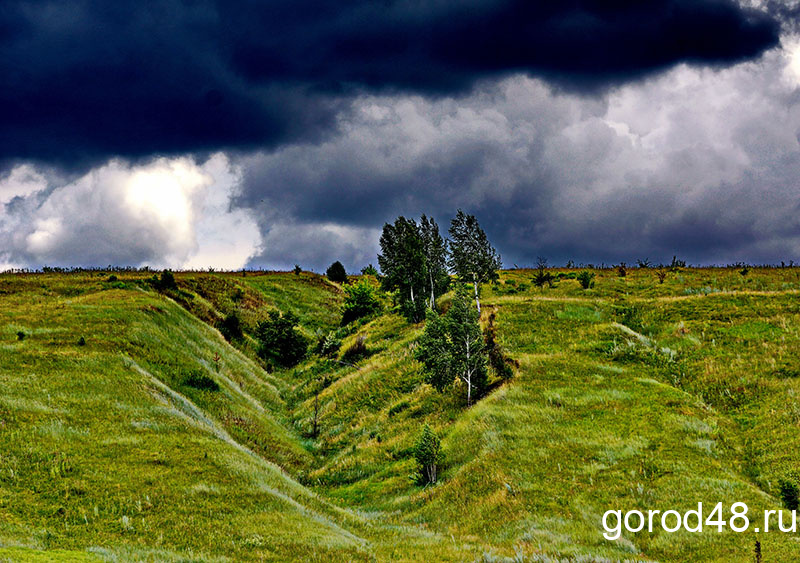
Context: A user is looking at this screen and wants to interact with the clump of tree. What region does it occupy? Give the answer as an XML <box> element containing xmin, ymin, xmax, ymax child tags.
<box><xmin>378</xmin><ymin>216</ymin><xmax>448</xmax><ymax>322</ymax></box>
<box><xmin>779</xmin><ymin>472</ymin><xmax>800</xmax><ymax>511</ymax></box>
<box><xmin>152</xmin><ymin>269</ymin><xmax>178</xmax><ymax>291</ymax></box>
<box><xmin>326</xmin><ymin>261</ymin><xmax>348</xmax><ymax>283</ymax></box>
<box><xmin>448</xmin><ymin>210</ymin><xmax>501</xmax><ymax>313</ymax></box>
<box><xmin>415</xmin><ymin>286</ymin><xmax>487</xmax><ymax>406</ymax></box>
<box><xmin>414</xmin><ymin>424</ymin><xmax>443</xmax><ymax>485</ymax></box>
<box><xmin>341</xmin><ymin>279</ymin><xmax>382</xmax><ymax>325</ymax></box>
<box><xmin>255</xmin><ymin>311</ymin><xmax>308</xmax><ymax>368</ymax></box>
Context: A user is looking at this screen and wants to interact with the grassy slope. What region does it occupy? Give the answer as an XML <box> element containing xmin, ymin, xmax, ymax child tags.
<box><xmin>2</xmin><ymin>268</ymin><xmax>800</xmax><ymax>561</ymax></box>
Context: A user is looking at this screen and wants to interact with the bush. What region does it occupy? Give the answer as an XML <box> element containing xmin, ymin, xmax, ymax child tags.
<box><xmin>217</xmin><ymin>311</ymin><xmax>244</xmax><ymax>342</ymax></box>
<box><xmin>485</xmin><ymin>311</ymin><xmax>514</xmax><ymax>380</ymax></box>
<box><xmin>341</xmin><ymin>279</ymin><xmax>382</xmax><ymax>325</ymax></box>
<box><xmin>255</xmin><ymin>311</ymin><xmax>309</xmax><ymax>368</ymax></box>
<box><xmin>616</xmin><ymin>262</ymin><xmax>627</xmax><ymax>277</ymax></box>
<box><xmin>159</xmin><ymin>270</ymin><xmax>178</xmax><ymax>290</ymax></box>
<box><xmin>183</xmin><ymin>372</ymin><xmax>220</xmax><ymax>391</ymax></box>
<box><xmin>107</xmin><ymin>274</ymin><xmax>118</xmax><ymax>282</ymax></box>
<box><xmin>577</xmin><ymin>270</ymin><xmax>595</xmax><ymax>289</ymax></box>
<box><xmin>656</xmin><ymin>268</ymin><xmax>668</xmax><ymax>284</ymax></box>
<box><xmin>294</xmin><ymin>264</ymin><xmax>302</xmax><ymax>275</ymax></box>
<box><xmin>16</xmin><ymin>331</ymin><xmax>25</xmax><ymax>341</ymax></box>
<box><xmin>361</xmin><ymin>264</ymin><xmax>379</xmax><ymax>277</ymax></box>
<box><xmin>326</xmin><ymin>261</ymin><xmax>348</xmax><ymax>283</ymax></box>
<box><xmin>414</xmin><ymin>424</ymin><xmax>443</xmax><ymax>485</ymax></box>
<box><xmin>780</xmin><ymin>473</ymin><xmax>800</xmax><ymax>511</ymax></box>
<box><xmin>532</xmin><ymin>257</ymin><xmax>554</xmax><ymax>288</ymax></box>
<box><xmin>77</xmin><ymin>336</ymin><xmax>86</xmax><ymax>346</ymax></box>
<box><xmin>316</xmin><ymin>330</ymin><xmax>342</xmax><ymax>357</ymax></box>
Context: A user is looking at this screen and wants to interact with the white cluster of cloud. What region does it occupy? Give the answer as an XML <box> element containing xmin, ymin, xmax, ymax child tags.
<box><xmin>0</xmin><ymin>154</ymin><xmax>261</xmax><ymax>270</ymax></box>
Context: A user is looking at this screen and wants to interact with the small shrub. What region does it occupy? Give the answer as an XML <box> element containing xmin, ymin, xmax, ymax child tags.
<box><xmin>293</xmin><ymin>264</ymin><xmax>302</xmax><ymax>275</ymax></box>
<box><xmin>316</xmin><ymin>330</ymin><xmax>342</xmax><ymax>357</ymax></box>
<box><xmin>107</xmin><ymin>274</ymin><xmax>118</xmax><ymax>282</ymax></box>
<box><xmin>183</xmin><ymin>372</ymin><xmax>220</xmax><ymax>392</ymax></box>
<box><xmin>16</xmin><ymin>331</ymin><xmax>25</xmax><ymax>341</ymax></box>
<box><xmin>341</xmin><ymin>335</ymin><xmax>368</xmax><ymax>363</ymax></box>
<box><xmin>532</xmin><ymin>257</ymin><xmax>554</xmax><ymax>288</ymax></box>
<box><xmin>326</xmin><ymin>261</ymin><xmax>348</xmax><ymax>283</ymax></box>
<box><xmin>779</xmin><ymin>472</ymin><xmax>800</xmax><ymax>511</ymax></box>
<box><xmin>256</xmin><ymin>311</ymin><xmax>308</xmax><ymax>368</ymax></box>
<box><xmin>361</xmin><ymin>264</ymin><xmax>380</xmax><ymax>277</ymax></box>
<box><xmin>485</xmin><ymin>311</ymin><xmax>514</xmax><ymax>380</ymax></box>
<box><xmin>217</xmin><ymin>311</ymin><xmax>244</xmax><ymax>342</ymax></box>
<box><xmin>577</xmin><ymin>270</ymin><xmax>595</xmax><ymax>290</ymax></box>
<box><xmin>656</xmin><ymin>268</ymin><xmax>668</xmax><ymax>284</ymax></box>
<box><xmin>341</xmin><ymin>279</ymin><xmax>382</xmax><ymax>325</ymax></box>
<box><xmin>670</xmin><ymin>255</ymin><xmax>686</xmax><ymax>271</ymax></box>
<box><xmin>636</xmin><ymin>258</ymin><xmax>652</xmax><ymax>268</ymax></box>
<box><xmin>414</xmin><ymin>424</ymin><xmax>443</xmax><ymax>485</ymax></box>
<box><xmin>616</xmin><ymin>262</ymin><xmax>627</xmax><ymax>277</ymax></box>
<box><xmin>77</xmin><ymin>336</ymin><xmax>86</xmax><ymax>346</ymax></box>
<box><xmin>158</xmin><ymin>270</ymin><xmax>178</xmax><ymax>290</ymax></box>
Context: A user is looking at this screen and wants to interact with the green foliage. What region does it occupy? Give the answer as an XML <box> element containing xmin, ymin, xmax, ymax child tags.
<box><xmin>255</xmin><ymin>311</ymin><xmax>309</xmax><ymax>368</ymax></box>
<box><xmin>217</xmin><ymin>311</ymin><xmax>244</xmax><ymax>341</ymax></box>
<box><xmin>294</xmin><ymin>264</ymin><xmax>302</xmax><ymax>275</ymax></box>
<box><xmin>448</xmin><ymin>210</ymin><xmax>501</xmax><ymax>308</ymax></box>
<box><xmin>182</xmin><ymin>371</ymin><xmax>220</xmax><ymax>391</ymax></box>
<box><xmin>414</xmin><ymin>424</ymin><xmax>442</xmax><ymax>485</ymax></box>
<box><xmin>361</xmin><ymin>264</ymin><xmax>379</xmax><ymax>277</ymax></box>
<box><xmin>77</xmin><ymin>336</ymin><xmax>86</xmax><ymax>346</ymax></box>
<box><xmin>378</xmin><ymin>216</ymin><xmax>428</xmax><ymax>322</ymax></box>
<box><xmin>416</xmin><ymin>287</ymin><xmax>487</xmax><ymax>405</ymax></box>
<box><xmin>341</xmin><ymin>279</ymin><xmax>382</xmax><ymax>325</ymax></box>
<box><xmin>388</xmin><ymin>400</ymin><xmax>410</xmax><ymax>417</ymax></box>
<box><xmin>326</xmin><ymin>261</ymin><xmax>348</xmax><ymax>283</ymax></box>
<box><xmin>577</xmin><ymin>270</ymin><xmax>595</xmax><ymax>289</ymax></box>
<box><xmin>419</xmin><ymin>214</ymin><xmax>450</xmax><ymax>309</ymax></box>
<box><xmin>16</xmin><ymin>331</ymin><xmax>25</xmax><ymax>341</ymax></box>
<box><xmin>159</xmin><ymin>270</ymin><xmax>178</xmax><ymax>290</ymax></box>
<box><xmin>532</xmin><ymin>257</ymin><xmax>554</xmax><ymax>288</ymax></box>
<box><xmin>779</xmin><ymin>472</ymin><xmax>800</xmax><ymax>511</ymax></box>
<box><xmin>485</xmin><ymin>312</ymin><xmax>513</xmax><ymax>380</ymax></box>
<box><xmin>316</xmin><ymin>330</ymin><xmax>343</xmax><ymax>357</ymax></box>
<box><xmin>616</xmin><ymin>263</ymin><xmax>628</xmax><ymax>277</ymax></box>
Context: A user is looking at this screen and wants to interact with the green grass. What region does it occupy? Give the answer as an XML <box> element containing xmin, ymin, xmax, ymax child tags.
<box><xmin>3</xmin><ymin>267</ymin><xmax>800</xmax><ymax>561</ymax></box>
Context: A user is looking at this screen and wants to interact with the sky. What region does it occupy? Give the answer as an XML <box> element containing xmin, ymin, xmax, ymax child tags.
<box><xmin>1</xmin><ymin>0</ymin><xmax>800</xmax><ymax>272</ymax></box>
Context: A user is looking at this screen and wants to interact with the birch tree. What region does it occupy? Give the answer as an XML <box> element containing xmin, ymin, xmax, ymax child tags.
<box><xmin>419</xmin><ymin>214</ymin><xmax>450</xmax><ymax>310</ymax></box>
<box><xmin>415</xmin><ymin>286</ymin><xmax>487</xmax><ymax>406</ymax></box>
<box><xmin>448</xmin><ymin>210</ymin><xmax>501</xmax><ymax>313</ymax></box>
<box><xmin>378</xmin><ymin>216</ymin><xmax>427</xmax><ymax>322</ymax></box>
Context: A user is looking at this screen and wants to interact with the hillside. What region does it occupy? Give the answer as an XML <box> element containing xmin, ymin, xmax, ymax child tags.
<box><xmin>2</xmin><ymin>267</ymin><xmax>800</xmax><ymax>561</ymax></box>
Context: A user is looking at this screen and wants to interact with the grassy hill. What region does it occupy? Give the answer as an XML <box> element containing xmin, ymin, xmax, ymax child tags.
<box><xmin>2</xmin><ymin>267</ymin><xmax>800</xmax><ymax>561</ymax></box>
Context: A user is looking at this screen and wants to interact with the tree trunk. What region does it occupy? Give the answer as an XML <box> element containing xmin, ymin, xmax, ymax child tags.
<box><xmin>473</xmin><ymin>273</ymin><xmax>481</xmax><ymax>314</ymax></box>
<box><xmin>429</xmin><ymin>272</ymin><xmax>435</xmax><ymax>310</ymax></box>
<box><xmin>465</xmin><ymin>336</ymin><xmax>472</xmax><ymax>406</ymax></box>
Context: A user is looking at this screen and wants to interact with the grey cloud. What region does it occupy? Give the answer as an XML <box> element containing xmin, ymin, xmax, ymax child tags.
<box><xmin>237</xmin><ymin>49</ymin><xmax>800</xmax><ymax>269</ymax></box>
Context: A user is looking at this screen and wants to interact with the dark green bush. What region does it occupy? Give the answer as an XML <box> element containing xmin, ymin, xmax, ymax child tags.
<box><xmin>414</xmin><ymin>424</ymin><xmax>442</xmax><ymax>485</ymax></box>
<box><xmin>341</xmin><ymin>279</ymin><xmax>382</xmax><ymax>325</ymax></box>
<box><xmin>326</xmin><ymin>261</ymin><xmax>348</xmax><ymax>283</ymax></box>
<box><xmin>16</xmin><ymin>331</ymin><xmax>25</xmax><ymax>341</ymax></box>
<box><xmin>217</xmin><ymin>311</ymin><xmax>244</xmax><ymax>341</ymax></box>
<box><xmin>779</xmin><ymin>473</ymin><xmax>799</xmax><ymax>511</ymax></box>
<box><xmin>255</xmin><ymin>311</ymin><xmax>309</xmax><ymax>368</ymax></box>
<box><xmin>341</xmin><ymin>335</ymin><xmax>369</xmax><ymax>363</ymax></box>
<box><xmin>577</xmin><ymin>270</ymin><xmax>595</xmax><ymax>289</ymax></box>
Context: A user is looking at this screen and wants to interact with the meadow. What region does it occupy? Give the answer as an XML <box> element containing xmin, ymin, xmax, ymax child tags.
<box><xmin>1</xmin><ymin>266</ymin><xmax>800</xmax><ymax>561</ymax></box>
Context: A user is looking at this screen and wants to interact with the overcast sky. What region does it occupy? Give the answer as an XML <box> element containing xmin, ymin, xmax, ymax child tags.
<box><xmin>1</xmin><ymin>0</ymin><xmax>799</xmax><ymax>271</ymax></box>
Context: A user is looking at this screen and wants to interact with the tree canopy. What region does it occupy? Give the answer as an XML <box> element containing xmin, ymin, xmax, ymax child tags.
<box><xmin>448</xmin><ymin>210</ymin><xmax>501</xmax><ymax>312</ymax></box>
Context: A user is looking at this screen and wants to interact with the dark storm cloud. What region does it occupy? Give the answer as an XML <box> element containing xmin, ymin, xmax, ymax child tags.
<box><xmin>239</xmin><ymin>51</ymin><xmax>800</xmax><ymax>270</ymax></box>
<box><xmin>0</xmin><ymin>0</ymin><xmax>780</xmax><ymax>167</ymax></box>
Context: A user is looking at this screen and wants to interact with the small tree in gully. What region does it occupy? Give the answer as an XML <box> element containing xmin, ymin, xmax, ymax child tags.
<box><xmin>416</xmin><ymin>286</ymin><xmax>487</xmax><ymax>406</ymax></box>
<box><xmin>448</xmin><ymin>210</ymin><xmax>501</xmax><ymax>313</ymax></box>
<box><xmin>414</xmin><ymin>424</ymin><xmax>443</xmax><ymax>485</ymax></box>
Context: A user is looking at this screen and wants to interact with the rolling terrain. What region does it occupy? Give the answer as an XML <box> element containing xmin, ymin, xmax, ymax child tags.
<box><xmin>2</xmin><ymin>267</ymin><xmax>800</xmax><ymax>561</ymax></box>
